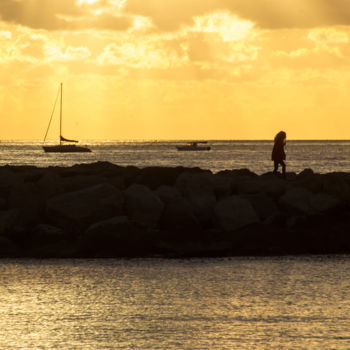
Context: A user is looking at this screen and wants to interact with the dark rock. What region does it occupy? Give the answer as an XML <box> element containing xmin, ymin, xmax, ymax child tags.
<box><xmin>155</xmin><ymin>185</ymin><xmax>182</xmax><ymax>204</ymax></box>
<box><xmin>84</xmin><ymin>216</ymin><xmax>139</xmax><ymax>248</ymax></box>
<box><xmin>279</xmin><ymin>187</ymin><xmax>313</xmax><ymax>214</ymax></box>
<box><xmin>60</xmin><ymin>175</ymin><xmax>107</xmax><ymax>193</ymax></box>
<box><xmin>8</xmin><ymin>182</ymin><xmax>44</xmax><ymax>226</ymax></box>
<box><xmin>299</xmin><ymin>168</ymin><xmax>314</xmax><ymax>177</ymax></box>
<box><xmin>60</xmin><ymin>161</ymin><xmax>123</xmax><ymax>177</ymax></box>
<box><xmin>309</xmin><ymin>193</ymin><xmax>339</xmax><ymax>212</ymax></box>
<box><xmin>0</xmin><ymin>209</ymin><xmax>18</xmax><ymax>236</ymax></box>
<box><xmin>0</xmin><ymin>168</ymin><xmax>22</xmax><ymax>198</ymax></box>
<box><xmin>135</xmin><ymin>166</ymin><xmax>192</xmax><ymax>189</ymax></box>
<box><xmin>31</xmin><ymin>224</ymin><xmax>66</xmax><ymax>244</ymax></box>
<box><xmin>2</xmin><ymin>163</ymin><xmax>350</xmax><ymax>257</ymax></box>
<box><xmin>218</xmin><ymin>168</ymin><xmax>258</xmax><ymax>177</ymax></box>
<box><xmin>107</xmin><ymin>176</ymin><xmax>125</xmax><ymax>190</ymax></box>
<box><xmin>244</xmin><ymin>194</ymin><xmax>280</xmax><ymax>222</ymax></box>
<box><xmin>235</xmin><ymin>176</ymin><xmax>287</xmax><ymax>198</ymax></box>
<box><xmin>160</xmin><ymin>197</ymin><xmax>199</xmax><ymax>230</ymax></box>
<box><xmin>322</xmin><ymin>174</ymin><xmax>350</xmax><ymax>200</ymax></box>
<box><xmin>47</xmin><ymin>183</ymin><xmax>124</xmax><ymax>231</ymax></box>
<box><xmin>29</xmin><ymin>240</ymin><xmax>79</xmax><ymax>258</ymax></box>
<box><xmin>124</xmin><ymin>184</ymin><xmax>164</xmax><ymax>228</ymax></box>
<box><xmin>120</xmin><ymin>166</ymin><xmax>141</xmax><ymax>187</ymax></box>
<box><xmin>214</xmin><ymin>196</ymin><xmax>259</xmax><ymax>232</ymax></box>
<box><xmin>294</xmin><ymin>174</ymin><xmax>324</xmax><ymax>194</ymax></box>
<box><xmin>0</xmin><ymin>198</ymin><xmax>7</xmax><ymax>210</ymax></box>
<box><xmin>85</xmin><ymin>216</ymin><xmax>134</xmax><ymax>237</ymax></box>
<box><xmin>211</xmin><ymin>174</ymin><xmax>232</xmax><ymax>199</ymax></box>
<box><xmin>0</xmin><ymin>236</ymin><xmax>19</xmax><ymax>257</ymax></box>
<box><xmin>176</xmin><ymin>171</ymin><xmax>216</xmax><ymax>224</ymax></box>
<box><xmin>22</xmin><ymin>169</ymin><xmax>45</xmax><ymax>182</ymax></box>
<box><xmin>82</xmin><ymin>216</ymin><xmax>152</xmax><ymax>257</ymax></box>
<box><xmin>36</xmin><ymin>170</ymin><xmax>64</xmax><ymax>198</ymax></box>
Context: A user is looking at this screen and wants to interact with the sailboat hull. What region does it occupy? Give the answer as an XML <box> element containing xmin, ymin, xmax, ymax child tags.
<box><xmin>43</xmin><ymin>145</ymin><xmax>91</xmax><ymax>153</ymax></box>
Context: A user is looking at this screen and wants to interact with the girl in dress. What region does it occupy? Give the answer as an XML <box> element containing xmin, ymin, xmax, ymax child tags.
<box><xmin>272</xmin><ymin>131</ymin><xmax>286</xmax><ymax>177</ymax></box>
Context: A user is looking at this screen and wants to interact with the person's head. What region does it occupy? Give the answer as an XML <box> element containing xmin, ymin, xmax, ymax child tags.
<box><xmin>274</xmin><ymin>131</ymin><xmax>286</xmax><ymax>143</ymax></box>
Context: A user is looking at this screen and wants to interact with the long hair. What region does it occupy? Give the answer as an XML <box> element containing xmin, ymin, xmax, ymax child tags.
<box><xmin>274</xmin><ymin>131</ymin><xmax>286</xmax><ymax>144</ymax></box>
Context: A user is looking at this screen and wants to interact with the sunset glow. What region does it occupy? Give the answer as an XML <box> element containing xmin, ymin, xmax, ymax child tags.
<box><xmin>1</xmin><ymin>0</ymin><xmax>350</xmax><ymax>140</ymax></box>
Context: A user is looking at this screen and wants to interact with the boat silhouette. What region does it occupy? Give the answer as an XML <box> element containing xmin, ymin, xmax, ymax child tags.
<box><xmin>42</xmin><ymin>83</ymin><xmax>91</xmax><ymax>153</ymax></box>
<box><xmin>176</xmin><ymin>141</ymin><xmax>211</xmax><ymax>151</ymax></box>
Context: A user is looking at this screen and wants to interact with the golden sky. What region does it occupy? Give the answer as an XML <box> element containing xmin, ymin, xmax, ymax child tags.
<box><xmin>1</xmin><ymin>0</ymin><xmax>350</xmax><ymax>140</ymax></box>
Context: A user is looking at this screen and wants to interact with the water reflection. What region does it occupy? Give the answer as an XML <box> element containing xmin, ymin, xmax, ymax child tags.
<box><xmin>0</xmin><ymin>257</ymin><xmax>350</xmax><ymax>349</ymax></box>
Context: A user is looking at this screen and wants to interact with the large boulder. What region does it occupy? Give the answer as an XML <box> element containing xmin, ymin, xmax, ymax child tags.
<box><xmin>160</xmin><ymin>197</ymin><xmax>199</xmax><ymax>230</ymax></box>
<box><xmin>155</xmin><ymin>185</ymin><xmax>182</xmax><ymax>204</ymax></box>
<box><xmin>218</xmin><ymin>168</ymin><xmax>257</xmax><ymax>178</ymax></box>
<box><xmin>36</xmin><ymin>170</ymin><xmax>64</xmax><ymax>198</ymax></box>
<box><xmin>294</xmin><ymin>173</ymin><xmax>323</xmax><ymax>194</ymax></box>
<box><xmin>176</xmin><ymin>172</ymin><xmax>217</xmax><ymax>223</ymax></box>
<box><xmin>83</xmin><ymin>216</ymin><xmax>147</xmax><ymax>256</ymax></box>
<box><xmin>0</xmin><ymin>198</ymin><xmax>6</xmax><ymax>210</ymax></box>
<box><xmin>279</xmin><ymin>187</ymin><xmax>313</xmax><ymax>214</ymax></box>
<box><xmin>214</xmin><ymin>196</ymin><xmax>259</xmax><ymax>232</ymax></box>
<box><xmin>322</xmin><ymin>174</ymin><xmax>350</xmax><ymax>200</ymax></box>
<box><xmin>0</xmin><ymin>209</ymin><xmax>18</xmax><ymax>236</ymax></box>
<box><xmin>60</xmin><ymin>174</ymin><xmax>107</xmax><ymax>193</ymax></box>
<box><xmin>31</xmin><ymin>224</ymin><xmax>66</xmax><ymax>244</ymax></box>
<box><xmin>309</xmin><ymin>193</ymin><xmax>340</xmax><ymax>212</ymax></box>
<box><xmin>47</xmin><ymin>183</ymin><xmax>124</xmax><ymax>231</ymax></box>
<box><xmin>106</xmin><ymin>176</ymin><xmax>125</xmax><ymax>190</ymax></box>
<box><xmin>8</xmin><ymin>182</ymin><xmax>44</xmax><ymax>226</ymax></box>
<box><xmin>84</xmin><ymin>216</ymin><xmax>139</xmax><ymax>243</ymax></box>
<box><xmin>234</xmin><ymin>178</ymin><xmax>263</xmax><ymax>195</ymax></box>
<box><xmin>0</xmin><ymin>236</ymin><xmax>19</xmax><ymax>257</ymax></box>
<box><xmin>260</xmin><ymin>177</ymin><xmax>288</xmax><ymax>198</ymax></box>
<box><xmin>124</xmin><ymin>184</ymin><xmax>164</xmax><ymax>228</ymax></box>
<box><xmin>298</xmin><ymin>168</ymin><xmax>314</xmax><ymax>177</ymax></box>
<box><xmin>60</xmin><ymin>161</ymin><xmax>122</xmax><ymax>177</ymax></box>
<box><xmin>0</xmin><ymin>168</ymin><xmax>22</xmax><ymax>195</ymax></box>
<box><xmin>211</xmin><ymin>174</ymin><xmax>232</xmax><ymax>199</ymax></box>
<box><xmin>235</xmin><ymin>176</ymin><xmax>287</xmax><ymax>198</ymax></box>
<box><xmin>135</xmin><ymin>167</ymin><xmax>187</xmax><ymax>189</ymax></box>
<box><xmin>85</xmin><ymin>216</ymin><xmax>134</xmax><ymax>237</ymax></box>
<box><xmin>244</xmin><ymin>194</ymin><xmax>280</xmax><ymax>222</ymax></box>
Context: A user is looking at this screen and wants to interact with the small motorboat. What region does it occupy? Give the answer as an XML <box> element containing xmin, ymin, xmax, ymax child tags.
<box><xmin>176</xmin><ymin>142</ymin><xmax>211</xmax><ymax>151</ymax></box>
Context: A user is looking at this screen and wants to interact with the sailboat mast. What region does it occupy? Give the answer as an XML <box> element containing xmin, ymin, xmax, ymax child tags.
<box><xmin>59</xmin><ymin>82</ymin><xmax>63</xmax><ymax>145</ymax></box>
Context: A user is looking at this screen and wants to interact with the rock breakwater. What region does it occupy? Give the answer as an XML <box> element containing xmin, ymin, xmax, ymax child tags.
<box><xmin>0</xmin><ymin>162</ymin><xmax>350</xmax><ymax>257</ymax></box>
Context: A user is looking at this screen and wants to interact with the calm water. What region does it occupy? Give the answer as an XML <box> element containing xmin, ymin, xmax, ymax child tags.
<box><xmin>0</xmin><ymin>257</ymin><xmax>350</xmax><ymax>349</ymax></box>
<box><xmin>1</xmin><ymin>140</ymin><xmax>350</xmax><ymax>174</ymax></box>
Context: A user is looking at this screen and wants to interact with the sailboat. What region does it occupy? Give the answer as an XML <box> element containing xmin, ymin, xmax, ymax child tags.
<box><xmin>42</xmin><ymin>83</ymin><xmax>91</xmax><ymax>153</ymax></box>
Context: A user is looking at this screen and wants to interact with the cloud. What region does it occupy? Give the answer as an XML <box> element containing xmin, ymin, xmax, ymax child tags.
<box><xmin>94</xmin><ymin>12</ymin><xmax>260</xmax><ymax>80</ymax></box>
<box><xmin>268</xmin><ymin>28</ymin><xmax>350</xmax><ymax>70</ymax></box>
<box><xmin>0</xmin><ymin>0</ymin><xmax>133</xmax><ymax>31</ymax></box>
<box><xmin>124</xmin><ymin>0</ymin><xmax>350</xmax><ymax>31</ymax></box>
<box><xmin>4</xmin><ymin>0</ymin><xmax>350</xmax><ymax>33</ymax></box>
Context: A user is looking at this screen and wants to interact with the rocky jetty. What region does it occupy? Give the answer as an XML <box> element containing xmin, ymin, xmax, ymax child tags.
<box><xmin>1</xmin><ymin>162</ymin><xmax>350</xmax><ymax>258</ymax></box>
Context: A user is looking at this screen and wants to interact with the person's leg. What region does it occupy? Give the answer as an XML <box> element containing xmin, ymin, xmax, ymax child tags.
<box><xmin>280</xmin><ymin>161</ymin><xmax>286</xmax><ymax>177</ymax></box>
<box><xmin>273</xmin><ymin>161</ymin><xmax>279</xmax><ymax>173</ymax></box>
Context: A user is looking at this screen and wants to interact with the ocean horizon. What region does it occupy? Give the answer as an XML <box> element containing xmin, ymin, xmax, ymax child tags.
<box><xmin>1</xmin><ymin>139</ymin><xmax>350</xmax><ymax>174</ymax></box>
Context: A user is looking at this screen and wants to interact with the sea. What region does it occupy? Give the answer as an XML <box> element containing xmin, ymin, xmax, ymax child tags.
<box><xmin>1</xmin><ymin>139</ymin><xmax>350</xmax><ymax>174</ymax></box>
<box><xmin>1</xmin><ymin>257</ymin><xmax>350</xmax><ymax>349</ymax></box>
<box><xmin>1</xmin><ymin>140</ymin><xmax>350</xmax><ymax>349</ymax></box>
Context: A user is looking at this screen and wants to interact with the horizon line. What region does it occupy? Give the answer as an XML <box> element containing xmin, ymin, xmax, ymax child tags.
<box><xmin>2</xmin><ymin>138</ymin><xmax>350</xmax><ymax>142</ymax></box>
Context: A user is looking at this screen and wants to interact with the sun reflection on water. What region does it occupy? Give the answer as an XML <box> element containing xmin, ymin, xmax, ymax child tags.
<box><xmin>0</xmin><ymin>257</ymin><xmax>350</xmax><ymax>349</ymax></box>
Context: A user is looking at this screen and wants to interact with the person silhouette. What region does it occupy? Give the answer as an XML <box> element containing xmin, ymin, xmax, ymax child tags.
<box><xmin>272</xmin><ymin>131</ymin><xmax>286</xmax><ymax>177</ymax></box>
